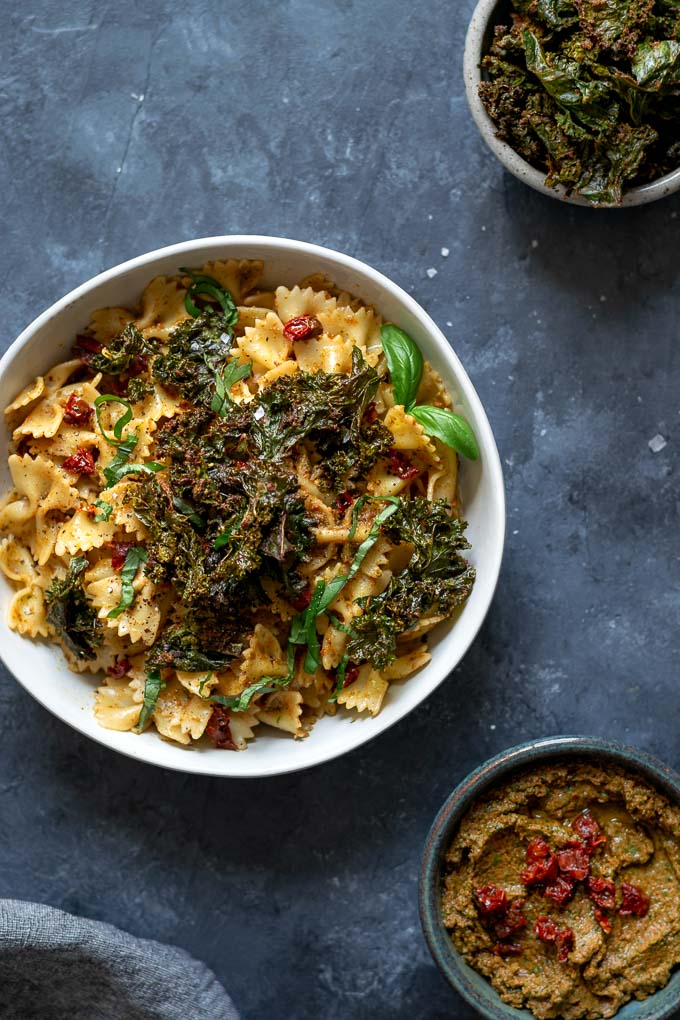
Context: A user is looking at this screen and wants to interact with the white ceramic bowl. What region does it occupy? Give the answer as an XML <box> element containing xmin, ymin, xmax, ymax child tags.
<box><xmin>464</xmin><ymin>0</ymin><xmax>680</xmax><ymax>207</ymax></box>
<box><xmin>0</xmin><ymin>236</ymin><xmax>505</xmax><ymax>777</ymax></box>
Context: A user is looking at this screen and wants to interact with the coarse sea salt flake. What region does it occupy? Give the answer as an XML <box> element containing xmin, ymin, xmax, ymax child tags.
<box><xmin>441</xmin><ymin>247</ymin><xmax>449</xmax><ymax>257</ymax></box>
<box><xmin>426</xmin><ymin>268</ymin><xmax>437</xmax><ymax>279</ymax></box>
<box><xmin>648</xmin><ymin>433</ymin><xmax>667</xmax><ymax>453</ymax></box>
<box><xmin>254</xmin><ymin>406</ymin><xmax>265</xmax><ymax>420</ymax></box>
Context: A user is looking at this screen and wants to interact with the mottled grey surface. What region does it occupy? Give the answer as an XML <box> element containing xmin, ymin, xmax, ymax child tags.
<box><xmin>0</xmin><ymin>2</ymin><xmax>678</xmax><ymax>1018</ymax></box>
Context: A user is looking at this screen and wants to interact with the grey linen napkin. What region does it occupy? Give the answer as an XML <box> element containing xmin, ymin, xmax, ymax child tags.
<box><xmin>0</xmin><ymin>900</ymin><xmax>239</xmax><ymax>1020</ymax></box>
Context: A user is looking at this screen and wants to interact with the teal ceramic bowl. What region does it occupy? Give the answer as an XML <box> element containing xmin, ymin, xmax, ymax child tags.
<box><xmin>419</xmin><ymin>736</ymin><xmax>680</xmax><ymax>1020</ymax></box>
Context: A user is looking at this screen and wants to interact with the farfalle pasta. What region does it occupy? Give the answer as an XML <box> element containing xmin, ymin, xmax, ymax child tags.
<box><xmin>0</xmin><ymin>261</ymin><xmax>477</xmax><ymax>751</ymax></box>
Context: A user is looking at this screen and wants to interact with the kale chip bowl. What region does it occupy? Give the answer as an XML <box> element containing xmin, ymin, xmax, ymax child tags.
<box><xmin>0</xmin><ymin>236</ymin><xmax>505</xmax><ymax>778</ymax></box>
<box><xmin>464</xmin><ymin>0</ymin><xmax>680</xmax><ymax>207</ymax></box>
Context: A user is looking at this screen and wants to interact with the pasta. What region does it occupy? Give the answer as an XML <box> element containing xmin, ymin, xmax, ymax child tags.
<box><xmin>0</xmin><ymin>260</ymin><xmax>476</xmax><ymax>751</ymax></box>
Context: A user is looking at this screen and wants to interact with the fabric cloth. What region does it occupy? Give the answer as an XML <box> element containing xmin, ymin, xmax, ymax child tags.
<box><xmin>0</xmin><ymin>899</ymin><xmax>239</xmax><ymax>1020</ymax></box>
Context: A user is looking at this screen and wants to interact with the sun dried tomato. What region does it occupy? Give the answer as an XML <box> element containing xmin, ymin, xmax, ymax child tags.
<box><xmin>107</xmin><ymin>657</ymin><xmax>132</xmax><ymax>679</ymax></box>
<box><xmin>109</xmin><ymin>542</ymin><xmax>133</xmax><ymax>572</ymax></box>
<box><xmin>73</xmin><ymin>334</ymin><xmax>102</xmax><ymax>364</ymax></box>
<box><xmin>525</xmin><ymin>837</ymin><xmax>552</xmax><ymax>862</ymax></box>
<box><xmin>544</xmin><ymin>875</ymin><xmax>576</xmax><ymax>907</ymax></box>
<box><xmin>364</xmin><ymin>401</ymin><xmax>378</xmax><ymax>424</ymax></box>
<box><xmin>283</xmin><ymin>315</ymin><xmax>323</xmax><ymax>342</ymax></box>
<box><xmin>336</xmin><ymin>491</ymin><xmax>354</xmax><ymax>513</ymax></box>
<box><xmin>289</xmin><ymin>587</ymin><xmax>312</xmax><ymax>612</ymax></box>
<box><xmin>205</xmin><ymin>705</ymin><xmax>237</xmax><ymax>750</ymax></box>
<box><xmin>493</xmin><ymin>900</ymin><xmax>527</xmax><ymax>940</ymax></box>
<box><xmin>62</xmin><ymin>448</ymin><xmax>95</xmax><ymax>476</ymax></box>
<box><xmin>556</xmin><ymin>845</ymin><xmax>591</xmax><ymax>881</ymax></box>
<box><xmin>63</xmin><ymin>392</ymin><xmax>93</xmax><ymax>426</ymax></box>
<box><xmin>387</xmin><ymin>449</ymin><xmax>419</xmax><ymax>479</ymax></box>
<box><xmin>474</xmin><ymin>885</ymin><xmax>509</xmax><ymax>918</ymax></box>
<box><xmin>521</xmin><ymin>853</ymin><xmax>559</xmax><ymax>887</ymax></box>
<box><xmin>493</xmin><ymin>942</ymin><xmax>523</xmax><ymax>958</ymax></box>
<box><xmin>586</xmin><ymin>876</ymin><xmax>616</xmax><ymax>911</ymax></box>
<box><xmin>535</xmin><ymin>916</ymin><xmax>574</xmax><ymax>963</ymax></box>
<box><xmin>571</xmin><ymin>810</ymin><xmax>606</xmax><ymax>851</ymax></box>
<box><xmin>342</xmin><ymin>663</ymin><xmax>360</xmax><ymax>689</ymax></box>
<box><xmin>619</xmin><ymin>882</ymin><xmax>650</xmax><ymax>917</ymax></box>
<box><xmin>594</xmin><ymin>907</ymin><xmax>612</xmax><ymax>934</ymax></box>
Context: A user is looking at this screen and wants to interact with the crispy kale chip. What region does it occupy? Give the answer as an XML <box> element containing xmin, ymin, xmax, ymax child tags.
<box><xmin>151</xmin><ymin>312</ymin><xmax>234</xmax><ymax>405</ymax></box>
<box><xmin>45</xmin><ymin>556</ymin><xmax>102</xmax><ymax>660</ymax></box>
<box><xmin>479</xmin><ymin>0</ymin><xmax>680</xmax><ymax>204</ymax></box>
<box><xmin>346</xmin><ymin>500</ymin><xmax>475</xmax><ymax>669</ymax></box>
<box><xmin>146</xmin><ymin>623</ymin><xmax>240</xmax><ymax>672</ymax></box>
<box><xmin>80</xmin><ymin>323</ymin><xmax>158</xmax><ymax>376</ymax></box>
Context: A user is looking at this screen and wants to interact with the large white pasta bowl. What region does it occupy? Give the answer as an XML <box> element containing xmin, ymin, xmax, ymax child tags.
<box><xmin>0</xmin><ymin>236</ymin><xmax>505</xmax><ymax>777</ymax></box>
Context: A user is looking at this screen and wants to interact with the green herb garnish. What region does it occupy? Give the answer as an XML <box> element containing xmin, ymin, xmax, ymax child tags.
<box><xmin>172</xmin><ymin>495</ymin><xmax>205</xmax><ymax>528</ymax></box>
<box><xmin>210</xmin><ymin>360</ymin><xmax>252</xmax><ymax>417</ymax></box>
<box><xmin>94</xmin><ymin>395</ymin><xmax>133</xmax><ymax>446</ymax></box>
<box><xmin>379</xmin><ymin>325</ymin><xmax>479</xmax><ymax>460</ymax></box>
<box><xmin>133</xmin><ymin>666</ymin><xmax>165</xmax><ymax>732</ymax></box>
<box><xmin>107</xmin><ymin>546</ymin><xmax>148</xmax><ymax>619</ymax></box>
<box><xmin>181</xmin><ymin>268</ymin><xmax>239</xmax><ymax>327</ymax></box>
<box><xmin>93</xmin><ymin>499</ymin><xmax>113</xmax><ymax>522</ymax></box>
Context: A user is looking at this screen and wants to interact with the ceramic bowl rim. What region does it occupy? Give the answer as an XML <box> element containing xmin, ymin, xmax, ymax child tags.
<box><xmin>0</xmin><ymin>234</ymin><xmax>505</xmax><ymax>778</ymax></box>
<box><xmin>419</xmin><ymin>734</ymin><xmax>680</xmax><ymax>1019</ymax></box>
<box><xmin>463</xmin><ymin>0</ymin><xmax>680</xmax><ymax>208</ymax></box>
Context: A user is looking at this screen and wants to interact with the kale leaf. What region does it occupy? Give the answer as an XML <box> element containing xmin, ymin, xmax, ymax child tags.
<box><xmin>45</xmin><ymin>557</ymin><xmax>102</xmax><ymax>660</ymax></box>
<box><xmin>146</xmin><ymin>623</ymin><xmax>240</xmax><ymax>672</ymax></box>
<box><xmin>84</xmin><ymin>324</ymin><xmax>158</xmax><ymax>376</ymax></box>
<box><xmin>346</xmin><ymin>500</ymin><xmax>475</xmax><ymax>669</ymax></box>
<box><xmin>151</xmin><ymin>312</ymin><xmax>235</xmax><ymax>406</ymax></box>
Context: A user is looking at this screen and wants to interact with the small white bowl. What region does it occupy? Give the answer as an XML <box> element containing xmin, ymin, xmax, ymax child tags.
<box><xmin>464</xmin><ymin>0</ymin><xmax>680</xmax><ymax>207</ymax></box>
<box><xmin>0</xmin><ymin>236</ymin><xmax>505</xmax><ymax>778</ymax></box>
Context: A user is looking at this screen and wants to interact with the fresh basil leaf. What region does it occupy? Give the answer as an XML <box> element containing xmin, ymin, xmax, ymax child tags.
<box><xmin>172</xmin><ymin>495</ymin><xmax>204</xmax><ymax>528</ymax></box>
<box><xmin>348</xmin><ymin>494</ymin><xmax>402</xmax><ymax>542</ymax></box>
<box><xmin>93</xmin><ymin>499</ymin><xmax>113</xmax><ymax>523</ymax></box>
<box><xmin>380</xmin><ymin>324</ymin><xmax>423</xmax><ymax>409</ymax></box>
<box><xmin>133</xmin><ymin>666</ymin><xmax>165</xmax><ymax>732</ymax></box>
<box><xmin>180</xmin><ymin>268</ymin><xmax>239</xmax><ymax>327</ymax></box>
<box><xmin>211</xmin><ymin>360</ymin><xmax>252</xmax><ymax>416</ymax></box>
<box><xmin>211</xmin><ymin>675</ymin><xmax>289</xmax><ymax>713</ymax></box>
<box><xmin>410</xmin><ymin>404</ymin><xmax>479</xmax><ymax>461</ymax></box>
<box><xmin>94</xmin><ymin>395</ymin><xmax>134</xmax><ymax>446</ymax></box>
<box><xmin>329</xmin><ymin>653</ymin><xmax>349</xmax><ymax>703</ymax></box>
<box><xmin>102</xmin><ymin>432</ymin><xmax>165</xmax><ymax>487</ymax></box>
<box><xmin>107</xmin><ymin>546</ymin><xmax>147</xmax><ymax>619</ymax></box>
<box><xmin>632</xmin><ymin>40</ymin><xmax>680</xmax><ymax>90</ymax></box>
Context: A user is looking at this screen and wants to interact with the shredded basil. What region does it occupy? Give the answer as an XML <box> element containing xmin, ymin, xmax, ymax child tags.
<box><xmin>133</xmin><ymin>666</ymin><xmax>165</xmax><ymax>732</ymax></box>
<box><xmin>197</xmin><ymin>673</ymin><xmax>213</xmax><ymax>696</ymax></box>
<box><xmin>94</xmin><ymin>395</ymin><xmax>133</xmax><ymax>446</ymax></box>
<box><xmin>102</xmin><ymin>434</ymin><xmax>165</xmax><ymax>487</ymax></box>
<box><xmin>180</xmin><ymin>267</ymin><xmax>239</xmax><ymax>327</ymax></box>
<box><xmin>107</xmin><ymin>546</ymin><xmax>147</xmax><ymax>619</ymax></box>
<box><xmin>211</xmin><ymin>360</ymin><xmax>252</xmax><ymax>416</ymax></box>
<box><xmin>329</xmin><ymin>653</ymin><xmax>349</xmax><ymax>702</ymax></box>
<box><xmin>172</xmin><ymin>495</ymin><xmax>204</xmax><ymax>528</ymax></box>
<box><xmin>93</xmin><ymin>499</ymin><xmax>113</xmax><ymax>522</ymax></box>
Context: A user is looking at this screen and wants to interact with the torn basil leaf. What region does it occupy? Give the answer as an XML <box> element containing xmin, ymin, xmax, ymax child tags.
<box><xmin>93</xmin><ymin>499</ymin><xmax>113</xmax><ymax>523</ymax></box>
<box><xmin>107</xmin><ymin>547</ymin><xmax>147</xmax><ymax>619</ymax></box>
<box><xmin>133</xmin><ymin>667</ymin><xmax>165</xmax><ymax>733</ymax></box>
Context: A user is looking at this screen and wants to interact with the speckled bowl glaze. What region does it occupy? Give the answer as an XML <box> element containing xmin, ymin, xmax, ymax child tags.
<box><xmin>464</xmin><ymin>0</ymin><xmax>680</xmax><ymax>208</ymax></box>
<box><xmin>419</xmin><ymin>735</ymin><xmax>680</xmax><ymax>1020</ymax></box>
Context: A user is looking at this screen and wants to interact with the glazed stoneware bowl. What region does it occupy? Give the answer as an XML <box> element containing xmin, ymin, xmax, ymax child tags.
<box><xmin>420</xmin><ymin>735</ymin><xmax>680</xmax><ymax>1019</ymax></box>
<box><xmin>464</xmin><ymin>0</ymin><xmax>680</xmax><ymax>208</ymax></box>
<box><xmin>0</xmin><ymin>235</ymin><xmax>505</xmax><ymax>778</ymax></box>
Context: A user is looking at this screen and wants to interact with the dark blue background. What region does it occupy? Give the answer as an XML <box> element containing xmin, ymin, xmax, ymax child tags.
<box><xmin>1</xmin><ymin>2</ymin><xmax>678</xmax><ymax>1017</ymax></box>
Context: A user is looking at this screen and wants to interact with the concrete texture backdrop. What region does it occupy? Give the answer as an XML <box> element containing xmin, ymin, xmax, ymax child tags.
<box><xmin>0</xmin><ymin>1</ymin><xmax>678</xmax><ymax>1018</ymax></box>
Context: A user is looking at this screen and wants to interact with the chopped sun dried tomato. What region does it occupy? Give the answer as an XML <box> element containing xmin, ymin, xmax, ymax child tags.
<box><xmin>571</xmin><ymin>810</ymin><xmax>606</xmax><ymax>851</ymax></box>
<box><xmin>587</xmin><ymin>876</ymin><xmax>616</xmax><ymax>911</ymax></box>
<box><xmin>525</xmin><ymin>837</ymin><xmax>552</xmax><ymax>863</ymax></box>
<box><xmin>289</xmin><ymin>587</ymin><xmax>312</xmax><ymax>612</ymax></box>
<box><xmin>556</xmin><ymin>845</ymin><xmax>591</xmax><ymax>882</ymax></box>
<box><xmin>535</xmin><ymin>916</ymin><xmax>574</xmax><ymax>962</ymax></box>
<box><xmin>342</xmin><ymin>663</ymin><xmax>360</xmax><ymax>689</ymax></box>
<box><xmin>283</xmin><ymin>315</ymin><xmax>323</xmax><ymax>342</ymax></box>
<box><xmin>474</xmin><ymin>885</ymin><xmax>509</xmax><ymax>918</ymax></box>
<box><xmin>205</xmin><ymin>705</ymin><xmax>237</xmax><ymax>750</ymax></box>
<box><xmin>63</xmin><ymin>392</ymin><xmax>93</xmax><ymax>426</ymax></box>
<box><xmin>107</xmin><ymin>657</ymin><xmax>132</xmax><ymax>679</ymax></box>
<box><xmin>493</xmin><ymin>942</ymin><xmax>523</xmax><ymax>958</ymax></box>
<box><xmin>521</xmin><ymin>853</ymin><xmax>558</xmax><ymax>887</ymax></box>
<box><xmin>336</xmin><ymin>491</ymin><xmax>354</xmax><ymax>514</ymax></box>
<box><xmin>619</xmin><ymin>882</ymin><xmax>650</xmax><ymax>917</ymax></box>
<box><xmin>594</xmin><ymin>907</ymin><xmax>612</xmax><ymax>934</ymax></box>
<box><xmin>363</xmin><ymin>401</ymin><xmax>378</xmax><ymax>424</ymax></box>
<box><xmin>109</xmin><ymin>542</ymin><xmax>134</xmax><ymax>572</ymax></box>
<box><xmin>544</xmin><ymin>875</ymin><xmax>576</xmax><ymax>907</ymax></box>
<box><xmin>62</xmin><ymin>448</ymin><xmax>95</xmax><ymax>476</ymax></box>
<box><xmin>73</xmin><ymin>334</ymin><xmax>102</xmax><ymax>363</ymax></box>
<box><xmin>387</xmin><ymin>449</ymin><xmax>419</xmax><ymax>479</ymax></box>
<box><xmin>493</xmin><ymin>900</ymin><xmax>527</xmax><ymax>940</ymax></box>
